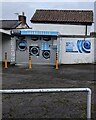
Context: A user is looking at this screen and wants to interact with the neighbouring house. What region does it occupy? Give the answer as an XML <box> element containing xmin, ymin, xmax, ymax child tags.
<box><xmin>10</xmin><ymin>9</ymin><xmax>95</xmax><ymax>65</ymax></box>
<box><xmin>0</xmin><ymin>12</ymin><xmax>29</xmax><ymax>63</ymax></box>
<box><xmin>0</xmin><ymin>20</ymin><xmax>18</xmax><ymax>62</ymax></box>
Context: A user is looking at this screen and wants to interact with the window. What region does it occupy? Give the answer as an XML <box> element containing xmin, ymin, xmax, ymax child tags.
<box><xmin>43</xmin><ymin>37</ymin><xmax>51</xmax><ymax>41</ymax></box>
<box><xmin>31</xmin><ymin>37</ymin><xmax>38</xmax><ymax>41</ymax></box>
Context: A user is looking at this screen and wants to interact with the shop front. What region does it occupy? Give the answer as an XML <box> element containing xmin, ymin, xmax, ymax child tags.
<box><xmin>11</xmin><ymin>29</ymin><xmax>59</xmax><ymax>65</ymax></box>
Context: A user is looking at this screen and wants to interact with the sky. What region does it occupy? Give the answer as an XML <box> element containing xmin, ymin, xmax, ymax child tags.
<box><xmin>0</xmin><ymin>0</ymin><xmax>95</xmax><ymax>31</ymax></box>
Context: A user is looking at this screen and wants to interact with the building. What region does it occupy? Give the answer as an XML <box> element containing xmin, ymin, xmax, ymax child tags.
<box><xmin>0</xmin><ymin>20</ymin><xmax>18</xmax><ymax>62</ymax></box>
<box><xmin>6</xmin><ymin>9</ymin><xmax>96</xmax><ymax>65</ymax></box>
<box><xmin>11</xmin><ymin>29</ymin><xmax>58</xmax><ymax>65</ymax></box>
<box><xmin>30</xmin><ymin>10</ymin><xmax>94</xmax><ymax>64</ymax></box>
<box><xmin>0</xmin><ymin>12</ymin><xmax>29</xmax><ymax>63</ymax></box>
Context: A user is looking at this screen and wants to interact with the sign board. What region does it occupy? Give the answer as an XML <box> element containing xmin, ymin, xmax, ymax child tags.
<box><xmin>20</xmin><ymin>30</ymin><xmax>58</xmax><ymax>36</ymax></box>
<box><xmin>66</xmin><ymin>40</ymin><xmax>91</xmax><ymax>53</ymax></box>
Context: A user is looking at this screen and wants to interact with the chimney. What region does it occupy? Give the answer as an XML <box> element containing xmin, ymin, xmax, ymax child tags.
<box><xmin>22</xmin><ymin>12</ymin><xmax>24</xmax><ymax>16</ymax></box>
<box><xmin>18</xmin><ymin>12</ymin><xmax>26</xmax><ymax>24</ymax></box>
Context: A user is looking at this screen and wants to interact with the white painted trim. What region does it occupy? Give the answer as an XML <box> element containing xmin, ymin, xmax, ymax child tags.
<box><xmin>0</xmin><ymin>29</ymin><xmax>10</xmax><ymax>35</ymax></box>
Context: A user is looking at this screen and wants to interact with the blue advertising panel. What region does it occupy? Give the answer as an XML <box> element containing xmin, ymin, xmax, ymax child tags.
<box><xmin>66</xmin><ymin>40</ymin><xmax>91</xmax><ymax>53</ymax></box>
<box><xmin>20</xmin><ymin>30</ymin><xmax>58</xmax><ymax>36</ymax></box>
<box><xmin>41</xmin><ymin>42</ymin><xmax>51</xmax><ymax>50</ymax></box>
<box><xmin>77</xmin><ymin>40</ymin><xmax>91</xmax><ymax>53</ymax></box>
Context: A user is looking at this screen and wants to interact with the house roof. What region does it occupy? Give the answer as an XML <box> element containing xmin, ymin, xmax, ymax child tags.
<box><xmin>0</xmin><ymin>20</ymin><xmax>30</xmax><ymax>29</ymax></box>
<box><xmin>90</xmin><ymin>32</ymin><xmax>96</xmax><ymax>37</ymax></box>
<box><xmin>0</xmin><ymin>20</ymin><xmax>18</xmax><ymax>29</ymax></box>
<box><xmin>31</xmin><ymin>9</ymin><xmax>93</xmax><ymax>25</ymax></box>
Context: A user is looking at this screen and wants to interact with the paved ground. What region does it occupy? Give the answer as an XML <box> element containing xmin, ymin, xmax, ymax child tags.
<box><xmin>2</xmin><ymin>64</ymin><xmax>96</xmax><ymax>119</ymax></box>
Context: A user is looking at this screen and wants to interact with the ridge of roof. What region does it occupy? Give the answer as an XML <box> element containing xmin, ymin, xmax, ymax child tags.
<box><xmin>36</xmin><ymin>9</ymin><xmax>93</xmax><ymax>12</ymax></box>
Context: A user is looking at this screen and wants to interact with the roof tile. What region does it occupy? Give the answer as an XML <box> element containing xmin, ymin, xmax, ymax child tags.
<box><xmin>31</xmin><ymin>9</ymin><xmax>93</xmax><ymax>25</ymax></box>
<box><xmin>0</xmin><ymin>20</ymin><xmax>18</xmax><ymax>29</ymax></box>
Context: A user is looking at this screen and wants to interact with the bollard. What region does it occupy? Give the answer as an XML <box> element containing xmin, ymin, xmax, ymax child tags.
<box><xmin>28</xmin><ymin>56</ymin><xmax>32</xmax><ymax>69</ymax></box>
<box><xmin>4</xmin><ymin>52</ymin><xmax>8</xmax><ymax>69</ymax></box>
<box><xmin>56</xmin><ymin>52</ymin><xmax>58</xmax><ymax>70</ymax></box>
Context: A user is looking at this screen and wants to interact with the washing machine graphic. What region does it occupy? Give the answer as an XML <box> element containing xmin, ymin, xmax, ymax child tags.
<box><xmin>41</xmin><ymin>42</ymin><xmax>51</xmax><ymax>59</ymax></box>
<box><xmin>29</xmin><ymin>46</ymin><xmax>40</xmax><ymax>56</ymax></box>
<box><xmin>42</xmin><ymin>50</ymin><xmax>50</xmax><ymax>59</ymax></box>
<box><xmin>17</xmin><ymin>40</ymin><xmax>27</xmax><ymax>51</ymax></box>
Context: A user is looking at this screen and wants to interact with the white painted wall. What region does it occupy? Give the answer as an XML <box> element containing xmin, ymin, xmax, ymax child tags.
<box><xmin>60</xmin><ymin>37</ymin><xmax>94</xmax><ymax>64</ymax></box>
<box><xmin>10</xmin><ymin>37</ymin><xmax>16</xmax><ymax>63</ymax></box>
<box><xmin>32</xmin><ymin>23</ymin><xmax>91</xmax><ymax>35</ymax></box>
<box><xmin>2</xmin><ymin>34</ymin><xmax>11</xmax><ymax>62</ymax></box>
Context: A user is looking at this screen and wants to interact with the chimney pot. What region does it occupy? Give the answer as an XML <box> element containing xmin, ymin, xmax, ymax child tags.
<box><xmin>18</xmin><ymin>13</ymin><xmax>26</xmax><ymax>24</ymax></box>
<box><xmin>22</xmin><ymin>12</ymin><xmax>24</xmax><ymax>16</ymax></box>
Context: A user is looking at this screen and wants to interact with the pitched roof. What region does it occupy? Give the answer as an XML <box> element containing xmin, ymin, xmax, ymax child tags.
<box><xmin>90</xmin><ymin>32</ymin><xmax>96</xmax><ymax>37</ymax></box>
<box><xmin>0</xmin><ymin>20</ymin><xmax>30</xmax><ymax>29</ymax></box>
<box><xmin>0</xmin><ymin>20</ymin><xmax>18</xmax><ymax>29</ymax></box>
<box><xmin>31</xmin><ymin>9</ymin><xmax>93</xmax><ymax>25</ymax></box>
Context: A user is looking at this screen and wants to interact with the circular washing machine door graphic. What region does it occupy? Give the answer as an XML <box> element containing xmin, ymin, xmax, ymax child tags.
<box><xmin>42</xmin><ymin>50</ymin><xmax>50</xmax><ymax>59</ymax></box>
<box><xmin>18</xmin><ymin>40</ymin><xmax>27</xmax><ymax>51</ymax></box>
<box><xmin>29</xmin><ymin>46</ymin><xmax>39</xmax><ymax>56</ymax></box>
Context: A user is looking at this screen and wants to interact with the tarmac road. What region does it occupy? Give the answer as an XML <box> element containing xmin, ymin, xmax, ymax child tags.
<box><xmin>2</xmin><ymin>64</ymin><xmax>96</xmax><ymax>119</ymax></box>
